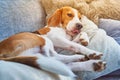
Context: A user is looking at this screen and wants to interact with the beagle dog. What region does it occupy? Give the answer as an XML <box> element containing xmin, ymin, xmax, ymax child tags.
<box><xmin>36</xmin><ymin>6</ymin><xmax>103</xmax><ymax>59</ymax></box>
<box><xmin>35</xmin><ymin>7</ymin><xmax>106</xmax><ymax>71</ymax></box>
<box><xmin>0</xmin><ymin>6</ymin><xmax>106</xmax><ymax>77</ymax></box>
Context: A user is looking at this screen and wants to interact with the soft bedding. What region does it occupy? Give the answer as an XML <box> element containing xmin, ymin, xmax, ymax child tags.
<box><xmin>0</xmin><ymin>61</ymin><xmax>73</xmax><ymax>80</ymax></box>
<box><xmin>0</xmin><ymin>0</ymin><xmax>45</xmax><ymax>41</ymax></box>
<box><xmin>99</xmin><ymin>19</ymin><xmax>120</xmax><ymax>45</ymax></box>
<box><xmin>78</xmin><ymin>29</ymin><xmax>120</xmax><ymax>80</ymax></box>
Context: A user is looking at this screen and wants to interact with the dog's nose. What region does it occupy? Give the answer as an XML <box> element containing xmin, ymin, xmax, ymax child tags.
<box><xmin>76</xmin><ymin>23</ymin><xmax>83</xmax><ymax>29</ymax></box>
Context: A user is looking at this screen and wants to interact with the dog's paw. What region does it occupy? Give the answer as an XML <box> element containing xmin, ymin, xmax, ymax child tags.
<box><xmin>79</xmin><ymin>38</ymin><xmax>89</xmax><ymax>46</ymax></box>
<box><xmin>86</xmin><ymin>60</ymin><xmax>106</xmax><ymax>72</ymax></box>
<box><xmin>93</xmin><ymin>61</ymin><xmax>106</xmax><ymax>72</ymax></box>
<box><xmin>72</xmin><ymin>55</ymin><xmax>89</xmax><ymax>62</ymax></box>
<box><xmin>87</xmin><ymin>53</ymin><xmax>103</xmax><ymax>59</ymax></box>
<box><xmin>79</xmin><ymin>55</ymin><xmax>89</xmax><ymax>61</ymax></box>
<box><xmin>67</xmin><ymin>60</ymin><xmax>106</xmax><ymax>72</ymax></box>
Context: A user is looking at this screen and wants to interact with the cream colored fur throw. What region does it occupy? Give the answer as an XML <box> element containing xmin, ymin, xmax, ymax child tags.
<box><xmin>41</xmin><ymin>0</ymin><xmax>120</xmax><ymax>24</ymax></box>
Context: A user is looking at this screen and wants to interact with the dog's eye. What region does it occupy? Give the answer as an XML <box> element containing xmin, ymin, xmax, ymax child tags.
<box><xmin>67</xmin><ymin>13</ymin><xmax>73</xmax><ymax>17</ymax></box>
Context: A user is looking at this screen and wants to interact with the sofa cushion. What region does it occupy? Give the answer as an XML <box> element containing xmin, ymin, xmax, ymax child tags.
<box><xmin>99</xmin><ymin>19</ymin><xmax>120</xmax><ymax>45</ymax></box>
<box><xmin>0</xmin><ymin>0</ymin><xmax>46</xmax><ymax>41</ymax></box>
<box><xmin>0</xmin><ymin>61</ymin><xmax>73</xmax><ymax>80</ymax></box>
<box><xmin>41</xmin><ymin>0</ymin><xmax>120</xmax><ymax>24</ymax></box>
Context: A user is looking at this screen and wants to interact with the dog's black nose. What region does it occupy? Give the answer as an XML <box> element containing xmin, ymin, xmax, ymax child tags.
<box><xmin>76</xmin><ymin>23</ymin><xmax>83</xmax><ymax>29</ymax></box>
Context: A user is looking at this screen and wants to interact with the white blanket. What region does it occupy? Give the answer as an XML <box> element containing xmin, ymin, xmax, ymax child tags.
<box><xmin>0</xmin><ymin>61</ymin><xmax>74</xmax><ymax>80</ymax></box>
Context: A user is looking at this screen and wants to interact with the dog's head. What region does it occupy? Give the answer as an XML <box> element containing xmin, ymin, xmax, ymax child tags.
<box><xmin>47</xmin><ymin>6</ymin><xmax>83</xmax><ymax>36</ymax></box>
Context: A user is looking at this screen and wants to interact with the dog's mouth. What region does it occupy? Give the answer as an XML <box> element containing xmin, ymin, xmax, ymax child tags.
<box><xmin>71</xmin><ymin>29</ymin><xmax>80</xmax><ymax>34</ymax></box>
<box><xmin>66</xmin><ymin>29</ymin><xmax>80</xmax><ymax>36</ymax></box>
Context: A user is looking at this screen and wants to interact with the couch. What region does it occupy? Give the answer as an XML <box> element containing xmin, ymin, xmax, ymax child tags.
<box><xmin>0</xmin><ymin>0</ymin><xmax>120</xmax><ymax>80</ymax></box>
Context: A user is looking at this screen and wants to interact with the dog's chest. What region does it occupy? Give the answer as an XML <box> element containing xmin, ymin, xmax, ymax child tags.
<box><xmin>47</xmin><ymin>27</ymin><xmax>71</xmax><ymax>39</ymax></box>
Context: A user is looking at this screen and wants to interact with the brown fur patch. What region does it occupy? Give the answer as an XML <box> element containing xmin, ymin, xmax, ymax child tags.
<box><xmin>0</xmin><ymin>32</ymin><xmax>45</xmax><ymax>58</ymax></box>
<box><xmin>93</xmin><ymin>61</ymin><xmax>106</xmax><ymax>72</ymax></box>
<box><xmin>36</xmin><ymin>27</ymin><xmax>51</xmax><ymax>35</ymax></box>
<box><xmin>47</xmin><ymin>9</ymin><xmax>62</xmax><ymax>27</ymax></box>
<box><xmin>0</xmin><ymin>56</ymin><xmax>40</xmax><ymax>68</ymax></box>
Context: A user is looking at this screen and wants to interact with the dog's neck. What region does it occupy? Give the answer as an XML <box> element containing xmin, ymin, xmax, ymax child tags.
<box><xmin>58</xmin><ymin>24</ymin><xmax>76</xmax><ymax>40</ymax></box>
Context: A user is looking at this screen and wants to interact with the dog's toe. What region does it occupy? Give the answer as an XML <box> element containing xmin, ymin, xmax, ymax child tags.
<box><xmin>87</xmin><ymin>53</ymin><xmax>103</xmax><ymax>59</ymax></box>
<box><xmin>80</xmin><ymin>39</ymin><xmax>88</xmax><ymax>46</ymax></box>
<box><xmin>93</xmin><ymin>61</ymin><xmax>106</xmax><ymax>72</ymax></box>
<box><xmin>79</xmin><ymin>55</ymin><xmax>89</xmax><ymax>61</ymax></box>
<box><xmin>81</xmin><ymin>41</ymin><xmax>88</xmax><ymax>46</ymax></box>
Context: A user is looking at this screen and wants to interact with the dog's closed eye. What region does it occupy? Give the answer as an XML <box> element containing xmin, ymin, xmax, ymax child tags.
<box><xmin>67</xmin><ymin>13</ymin><xmax>73</xmax><ymax>17</ymax></box>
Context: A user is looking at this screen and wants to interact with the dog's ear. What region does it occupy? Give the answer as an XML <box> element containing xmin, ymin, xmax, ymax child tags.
<box><xmin>33</xmin><ymin>27</ymin><xmax>50</xmax><ymax>35</ymax></box>
<box><xmin>47</xmin><ymin>8</ymin><xmax>62</xmax><ymax>27</ymax></box>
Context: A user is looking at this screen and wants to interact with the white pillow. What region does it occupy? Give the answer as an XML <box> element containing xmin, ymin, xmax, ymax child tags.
<box><xmin>99</xmin><ymin>19</ymin><xmax>120</xmax><ymax>44</ymax></box>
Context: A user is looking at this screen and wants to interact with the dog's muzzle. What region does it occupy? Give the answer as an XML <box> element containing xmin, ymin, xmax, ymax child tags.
<box><xmin>76</xmin><ymin>23</ymin><xmax>83</xmax><ymax>30</ymax></box>
<box><xmin>71</xmin><ymin>23</ymin><xmax>83</xmax><ymax>34</ymax></box>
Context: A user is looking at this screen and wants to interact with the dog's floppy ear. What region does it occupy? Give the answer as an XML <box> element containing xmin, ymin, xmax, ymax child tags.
<box><xmin>47</xmin><ymin>8</ymin><xmax>62</xmax><ymax>27</ymax></box>
<box><xmin>33</xmin><ymin>27</ymin><xmax>50</xmax><ymax>35</ymax></box>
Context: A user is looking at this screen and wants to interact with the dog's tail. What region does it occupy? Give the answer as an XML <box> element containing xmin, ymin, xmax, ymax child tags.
<box><xmin>0</xmin><ymin>55</ymin><xmax>76</xmax><ymax>77</ymax></box>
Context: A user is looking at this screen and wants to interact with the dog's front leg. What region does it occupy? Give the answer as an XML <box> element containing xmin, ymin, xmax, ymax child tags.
<box><xmin>73</xmin><ymin>32</ymin><xmax>89</xmax><ymax>46</ymax></box>
<box><xmin>67</xmin><ymin>60</ymin><xmax>106</xmax><ymax>72</ymax></box>
<box><xmin>52</xmin><ymin>36</ymin><xmax>103</xmax><ymax>59</ymax></box>
<box><xmin>53</xmin><ymin>54</ymin><xmax>88</xmax><ymax>63</ymax></box>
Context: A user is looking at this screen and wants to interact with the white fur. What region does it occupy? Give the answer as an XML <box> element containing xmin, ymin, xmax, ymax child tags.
<box><xmin>67</xmin><ymin>60</ymin><xmax>103</xmax><ymax>71</ymax></box>
<box><xmin>36</xmin><ymin>54</ymin><xmax>76</xmax><ymax>77</ymax></box>
<box><xmin>18</xmin><ymin>34</ymin><xmax>104</xmax><ymax>76</ymax></box>
<box><xmin>66</xmin><ymin>9</ymin><xmax>82</xmax><ymax>32</ymax></box>
<box><xmin>19</xmin><ymin>47</ymin><xmax>41</xmax><ymax>56</ymax></box>
<box><xmin>73</xmin><ymin>32</ymin><xmax>89</xmax><ymax>44</ymax></box>
<box><xmin>54</xmin><ymin>54</ymin><xmax>85</xmax><ymax>63</ymax></box>
<box><xmin>18</xmin><ymin>35</ymin><xmax>77</xmax><ymax>77</ymax></box>
<box><xmin>46</xmin><ymin>27</ymin><xmax>102</xmax><ymax>56</ymax></box>
<box><xmin>19</xmin><ymin>35</ymin><xmax>101</xmax><ymax>76</ymax></box>
<box><xmin>19</xmin><ymin>47</ymin><xmax>77</xmax><ymax>77</ymax></box>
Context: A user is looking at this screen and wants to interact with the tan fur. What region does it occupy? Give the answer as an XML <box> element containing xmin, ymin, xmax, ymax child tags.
<box><xmin>0</xmin><ymin>32</ymin><xmax>45</xmax><ymax>58</ymax></box>
<box><xmin>36</xmin><ymin>27</ymin><xmax>51</xmax><ymax>35</ymax></box>
<box><xmin>41</xmin><ymin>0</ymin><xmax>120</xmax><ymax>24</ymax></box>
<box><xmin>47</xmin><ymin>6</ymin><xmax>82</xmax><ymax>29</ymax></box>
<box><xmin>0</xmin><ymin>56</ymin><xmax>40</xmax><ymax>68</ymax></box>
<box><xmin>47</xmin><ymin>9</ymin><xmax>62</xmax><ymax>27</ymax></box>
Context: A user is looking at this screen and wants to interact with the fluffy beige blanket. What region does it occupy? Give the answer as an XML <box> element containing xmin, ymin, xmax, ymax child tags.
<box><xmin>41</xmin><ymin>0</ymin><xmax>120</xmax><ymax>24</ymax></box>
